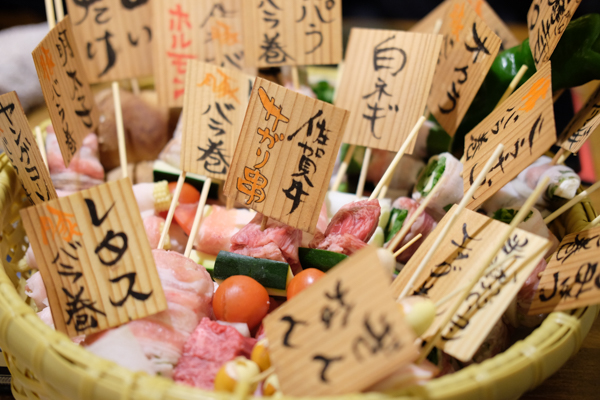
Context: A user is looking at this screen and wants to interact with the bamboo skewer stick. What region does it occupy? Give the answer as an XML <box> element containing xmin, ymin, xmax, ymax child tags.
<box><xmin>417</xmin><ymin>176</ymin><xmax>550</xmax><ymax>363</ymax></box>
<box><xmin>331</xmin><ymin>144</ymin><xmax>356</xmax><ymax>192</ymax></box>
<box><xmin>582</xmin><ymin>214</ymin><xmax>600</xmax><ymax>231</ymax></box>
<box><xmin>544</xmin><ymin>180</ymin><xmax>600</xmax><ymax>224</ymax></box>
<box><xmin>398</xmin><ymin>144</ymin><xmax>505</xmax><ymax>299</ymax></box>
<box><xmin>44</xmin><ymin>0</ymin><xmax>56</xmax><ymax>29</ymax></box>
<box><xmin>550</xmin><ymin>148</ymin><xmax>565</xmax><ymax>165</ymax></box>
<box><xmin>393</xmin><ymin>233</ymin><xmax>422</xmax><ymax>258</ymax></box>
<box><xmin>557</xmin><ymin>150</ymin><xmax>571</xmax><ymax>165</ymax></box>
<box><xmin>260</xmin><ymin>216</ymin><xmax>269</xmax><ymax>231</ymax></box>
<box><xmin>184</xmin><ymin>178</ymin><xmax>212</xmax><ymax>258</ymax></box>
<box><xmin>112</xmin><ymin>82</ymin><xmax>128</xmax><ymax>179</ymax></box>
<box><xmin>157</xmin><ymin>172</ymin><xmax>186</xmax><ymax>250</ymax></box>
<box><xmin>34</xmin><ymin>126</ymin><xmax>48</xmax><ymax>170</ymax></box>
<box><xmin>356</xmin><ymin>147</ymin><xmax>372</xmax><ymax>198</ymax></box>
<box><xmin>332</xmin><ymin>61</ymin><xmax>345</xmax><ymax>105</ymax></box>
<box><xmin>386</xmin><ymin>175</ymin><xmax>447</xmax><ymax>253</ymax></box>
<box><xmin>226</xmin><ymin>196</ymin><xmax>235</xmax><ymax>210</ymax></box>
<box><xmin>370</xmin><ymin>116</ymin><xmax>426</xmax><ymax>200</ymax></box>
<box><xmin>291</xmin><ymin>67</ymin><xmax>300</xmax><ymax>90</ymax></box>
<box><xmin>130</xmin><ymin>79</ymin><xmax>141</xmax><ymax>96</ymax></box>
<box><xmin>553</xmin><ymin>89</ymin><xmax>565</xmax><ymax>104</ymax></box>
<box><xmin>496</xmin><ymin>65</ymin><xmax>528</xmax><ymax>107</ymax></box>
<box><xmin>53</xmin><ymin>0</ymin><xmax>64</xmax><ymax>22</ymax></box>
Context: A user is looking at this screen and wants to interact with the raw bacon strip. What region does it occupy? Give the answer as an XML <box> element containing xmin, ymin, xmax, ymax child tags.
<box><xmin>309</xmin><ymin>199</ymin><xmax>380</xmax><ymax>256</ymax></box>
<box><xmin>389</xmin><ymin>197</ymin><xmax>437</xmax><ymax>263</ymax></box>
<box><xmin>173</xmin><ymin>318</ymin><xmax>257</xmax><ymax>390</ymax></box>
<box><xmin>231</xmin><ymin>213</ymin><xmax>302</xmax><ymax>273</ymax></box>
<box><xmin>194</xmin><ymin>206</ymin><xmax>255</xmax><ymax>256</ymax></box>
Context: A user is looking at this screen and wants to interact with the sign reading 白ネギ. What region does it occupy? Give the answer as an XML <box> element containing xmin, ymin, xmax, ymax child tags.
<box><xmin>335</xmin><ymin>28</ymin><xmax>442</xmax><ymax>152</ymax></box>
<box><xmin>462</xmin><ymin>62</ymin><xmax>556</xmax><ymax>211</ymax></box>
<box><xmin>264</xmin><ymin>246</ymin><xmax>418</xmax><ymax>396</ymax></box>
<box><xmin>223</xmin><ymin>78</ymin><xmax>349</xmax><ymax>234</ymax></box>
<box><xmin>20</xmin><ymin>178</ymin><xmax>167</xmax><ymax>338</ymax></box>
<box><xmin>32</xmin><ymin>16</ymin><xmax>99</xmax><ymax>167</ymax></box>
<box><xmin>241</xmin><ymin>0</ymin><xmax>343</xmax><ymax>67</ymax></box>
<box><xmin>0</xmin><ymin>91</ymin><xmax>57</xmax><ymax>204</ymax></box>
<box><xmin>65</xmin><ymin>0</ymin><xmax>153</xmax><ymax>83</ymax></box>
<box><xmin>426</xmin><ymin>0</ymin><xmax>501</xmax><ymax>137</ymax></box>
<box><xmin>180</xmin><ymin>60</ymin><xmax>254</xmax><ymax>180</ymax></box>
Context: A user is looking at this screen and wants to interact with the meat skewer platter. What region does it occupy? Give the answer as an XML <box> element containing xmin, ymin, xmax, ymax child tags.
<box><xmin>1</xmin><ymin>0</ymin><xmax>600</xmax><ymax>399</ymax></box>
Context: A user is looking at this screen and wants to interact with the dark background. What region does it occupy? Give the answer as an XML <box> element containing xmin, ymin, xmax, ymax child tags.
<box><xmin>2</xmin><ymin>0</ymin><xmax>600</xmax><ymax>29</ymax></box>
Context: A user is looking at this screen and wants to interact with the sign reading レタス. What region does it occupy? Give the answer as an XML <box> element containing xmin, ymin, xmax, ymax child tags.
<box><xmin>530</xmin><ymin>226</ymin><xmax>600</xmax><ymax>314</ymax></box>
<box><xmin>153</xmin><ymin>0</ymin><xmax>251</xmax><ymax>108</ymax></box>
<box><xmin>426</xmin><ymin>0</ymin><xmax>502</xmax><ymax>137</ymax></box>
<box><xmin>241</xmin><ymin>0</ymin><xmax>343</xmax><ymax>68</ymax></box>
<box><xmin>335</xmin><ymin>28</ymin><xmax>442</xmax><ymax>152</ymax></box>
<box><xmin>20</xmin><ymin>178</ymin><xmax>167</xmax><ymax>338</ymax></box>
<box><xmin>65</xmin><ymin>0</ymin><xmax>153</xmax><ymax>83</ymax></box>
<box><xmin>224</xmin><ymin>77</ymin><xmax>349</xmax><ymax>234</ymax></box>
<box><xmin>0</xmin><ymin>91</ymin><xmax>57</xmax><ymax>204</ymax></box>
<box><xmin>528</xmin><ymin>0</ymin><xmax>581</xmax><ymax>69</ymax></box>
<box><xmin>264</xmin><ymin>246</ymin><xmax>417</xmax><ymax>396</ymax></box>
<box><xmin>180</xmin><ymin>60</ymin><xmax>254</xmax><ymax>180</ymax></box>
<box><xmin>463</xmin><ymin>62</ymin><xmax>556</xmax><ymax>211</ymax></box>
<box><xmin>32</xmin><ymin>16</ymin><xmax>99</xmax><ymax>167</ymax></box>
<box><xmin>558</xmin><ymin>83</ymin><xmax>600</xmax><ymax>153</ymax></box>
<box><xmin>391</xmin><ymin>206</ymin><xmax>549</xmax><ymax>361</ymax></box>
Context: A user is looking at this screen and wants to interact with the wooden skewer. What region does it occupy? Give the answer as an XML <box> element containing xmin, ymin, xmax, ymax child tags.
<box><xmin>496</xmin><ymin>65</ymin><xmax>528</xmax><ymax>107</ymax></box>
<box><xmin>130</xmin><ymin>78</ymin><xmax>141</xmax><ymax>96</ymax></box>
<box><xmin>226</xmin><ymin>196</ymin><xmax>235</xmax><ymax>210</ymax></box>
<box><xmin>557</xmin><ymin>150</ymin><xmax>571</xmax><ymax>165</ymax></box>
<box><xmin>330</xmin><ymin>144</ymin><xmax>356</xmax><ymax>192</ymax></box>
<box><xmin>544</xmin><ymin>180</ymin><xmax>600</xmax><ymax>224</ymax></box>
<box><xmin>34</xmin><ymin>126</ymin><xmax>48</xmax><ymax>170</ymax></box>
<box><xmin>44</xmin><ymin>0</ymin><xmax>56</xmax><ymax>29</ymax></box>
<box><xmin>291</xmin><ymin>67</ymin><xmax>300</xmax><ymax>91</ymax></box>
<box><xmin>417</xmin><ymin>176</ymin><xmax>550</xmax><ymax>363</ymax></box>
<box><xmin>370</xmin><ymin>116</ymin><xmax>426</xmax><ymax>200</ymax></box>
<box><xmin>157</xmin><ymin>172</ymin><xmax>186</xmax><ymax>250</ymax></box>
<box><xmin>53</xmin><ymin>0</ymin><xmax>64</xmax><ymax>22</ymax></box>
<box><xmin>553</xmin><ymin>89</ymin><xmax>565</xmax><ymax>104</ymax></box>
<box><xmin>260</xmin><ymin>216</ymin><xmax>269</xmax><ymax>231</ymax></box>
<box><xmin>550</xmin><ymin>148</ymin><xmax>565</xmax><ymax>165</ymax></box>
<box><xmin>112</xmin><ymin>82</ymin><xmax>128</xmax><ymax>179</ymax></box>
<box><xmin>398</xmin><ymin>144</ymin><xmax>505</xmax><ymax>299</ymax></box>
<box><xmin>184</xmin><ymin>178</ymin><xmax>212</xmax><ymax>258</ymax></box>
<box><xmin>356</xmin><ymin>147</ymin><xmax>372</xmax><ymax>198</ymax></box>
<box><xmin>377</xmin><ymin>183</ymin><xmax>390</xmax><ymax>201</ymax></box>
<box><xmin>332</xmin><ymin>61</ymin><xmax>345</xmax><ymax>105</ymax></box>
<box><xmin>386</xmin><ymin>175</ymin><xmax>447</xmax><ymax>253</ymax></box>
<box><xmin>393</xmin><ymin>233</ymin><xmax>422</xmax><ymax>258</ymax></box>
<box><xmin>582</xmin><ymin>214</ymin><xmax>600</xmax><ymax>231</ymax></box>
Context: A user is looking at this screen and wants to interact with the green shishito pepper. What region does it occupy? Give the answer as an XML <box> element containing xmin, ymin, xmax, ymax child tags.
<box><xmin>448</xmin><ymin>13</ymin><xmax>600</xmax><ymax>156</ymax></box>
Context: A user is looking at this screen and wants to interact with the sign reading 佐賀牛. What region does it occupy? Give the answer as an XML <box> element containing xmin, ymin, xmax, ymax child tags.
<box><xmin>32</xmin><ymin>16</ymin><xmax>99</xmax><ymax>167</ymax></box>
<box><xmin>427</xmin><ymin>0</ymin><xmax>502</xmax><ymax>137</ymax></box>
<box><xmin>558</xmin><ymin>83</ymin><xmax>600</xmax><ymax>153</ymax></box>
<box><xmin>391</xmin><ymin>206</ymin><xmax>550</xmax><ymax>362</ymax></box>
<box><xmin>153</xmin><ymin>0</ymin><xmax>250</xmax><ymax>108</ymax></box>
<box><xmin>241</xmin><ymin>0</ymin><xmax>343</xmax><ymax>67</ymax></box>
<box><xmin>65</xmin><ymin>0</ymin><xmax>153</xmax><ymax>83</ymax></box>
<box><xmin>264</xmin><ymin>246</ymin><xmax>418</xmax><ymax>396</ymax></box>
<box><xmin>334</xmin><ymin>28</ymin><xmax>442</xmax><ymax>152</ymax></box>
<box><xmin>530</xmin><ymin>226</ymin><xmax>600</xmax><ymax>314</ymax></box>
<box><xmin>223</xmin><ymin>77</ymin><xmax>349</xmax><ymax>234</ymax></box>
<box><xmin>0</xmin><ymin>91</ymin><xmax>57</xmax><ymax>204</ymax></box>
<box><xmin>463</xmin><ymin>62</ymin><xmax>556</xmax><ymax>211</ymax></box>
<box><xmin>180</xmin><ymin>60</ymin><xmax>253</xmax><ymax>180</ymax></box>
<box><xmin>528</xmin><ymin>0</ymin><xmax>581</xmax><ymax>69</ymax></box>
<box><xmin>20</xmin><ymin>178</ymin><xmax>167</xmax><ymax>338</ymax></box>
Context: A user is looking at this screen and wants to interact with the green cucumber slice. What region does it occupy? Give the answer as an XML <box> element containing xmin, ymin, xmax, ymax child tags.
<box><xmin>298</xmin><ymin>247</ymin><xmax>348</xmax><ymax>272</ymax></box>
<box><xmin>214</xmin><ymin>251</ymin><xmax>293</xmax><ymax>291</ymax></box>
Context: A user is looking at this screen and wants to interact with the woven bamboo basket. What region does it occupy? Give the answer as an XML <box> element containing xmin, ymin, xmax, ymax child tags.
<box><xmin>0</xmin><ymin>151</ymin><xmax>597</xmax><ymax>400</ymax></box>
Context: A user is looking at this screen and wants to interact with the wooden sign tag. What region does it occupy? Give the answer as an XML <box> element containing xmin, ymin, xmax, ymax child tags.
<box><xmin>528</xmin><ymin>0</ymin><xmax>581</xmax><ymax>69</ymax></box>
<box><xmin>411</xmin><ymin>0</ymin><xmax>519</xmax><ymax>50</ymax></box>
<box><xmin>558</xmin><ymin>83</ymin><xmax>600</xmax><ymax>153</ymax></box>
<box><xmin>391</xmin><ymin>206</ymin><xmax>549</xmax><ymax>361</ymax></box>
<box><xmin>426</xmin><ymin>0</ymin><xmax>502</xmax><ymax>137</ymax></box>
<box><xmin>463</xmin><ymin>62</ymin><xmax>556</xmax><ymax>210</ymax></box>
<box><xmin>0</xmin><ymin>91</ymin><xmax>57</xmax><ymax>204</ymax></box>
<box><xmin>32</xmin><ymin>16</ymin><xmax>99</xmax><ymax>167</ymax></box>
<box><xmin>264</xmin><ymin>246</ymin><xmax>417</xmax><ymax>396</ymax></box>
<box><xmin>530</xmin><ymin>226</ymin><xmax>600</xmax><ymax>314</ymax></box>
<box><xmin>241</xmin><ymin>0</ymin><xmax>343</xmax><ymax>68</ymax></box>
<box><xmin>65</xmin><ymin>0</ymin><xmax>153</xmax><ymax>83</ymax></box>
<box><xmin>153</xmin><ymin>0</ymin><xmax>252</xmax><ymax>108</ymax></box>
<box><xmin>180</xmin><ymin>60</ymin><xmax>253</xmax><ymax>181</ymax></box>
<box><xmin>335</xmin><ymin>29</ymin><xmax>442</xmax><ymax>152</ymax></box>
<box><xmin>223</xmin><ymin>77</ymin><xmax>349</xmax><ymax>234</ymax></box>
<box><xmin>20</xmin><ymin>178</ymin><xmax>167</xmax><ymax>338</ymax></box>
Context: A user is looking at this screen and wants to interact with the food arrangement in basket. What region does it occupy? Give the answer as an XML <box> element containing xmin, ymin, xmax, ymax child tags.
<box><xmin>0</xmin><ymin>0</ymin><xmax>600</xmax><ymax>399</ymax></box>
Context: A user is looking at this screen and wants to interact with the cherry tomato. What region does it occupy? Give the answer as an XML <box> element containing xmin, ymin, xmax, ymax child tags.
<box><xmin>213</xmin><ymin>276</ymin><xmax>270</xmax><ymax>330</ymax></box>
<box><xmin>287</xmin><ymin>268</ymin><xmax>325</xmax><ymax>301</ymax></box>
<box><xmin>173</xmin><ymin>202</ymin><xmax>197</xmax><ymax>235</ymax></box>
<box><xmin>168</xmin><ymin>181</ymin><xmax>200</xmax><ymax>204</ymax></box>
